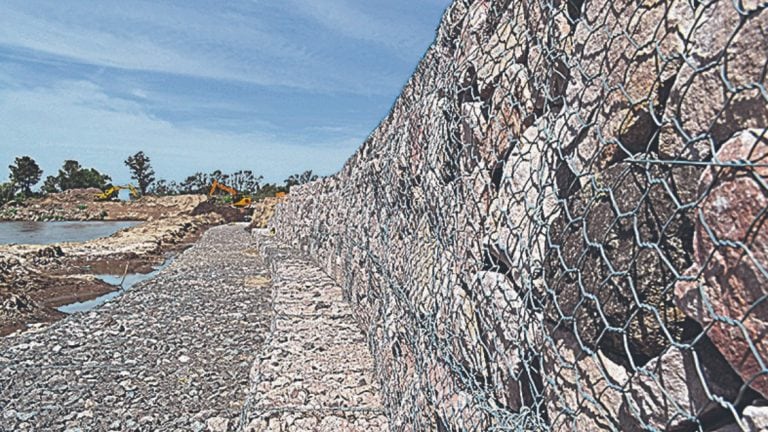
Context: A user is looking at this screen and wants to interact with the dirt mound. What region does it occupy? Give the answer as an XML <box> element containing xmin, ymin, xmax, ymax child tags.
<box><xmin>191</xmin><ymin>200</ymin><xmax>250</xmax><ymax>223</ymax></box>
<box><xmin>248</xmin><ymin>196</ymin><xmax>287</xmax><ymax>229</ymax></box>
<box><xmin>0</xmin><ymin>190</ymin><xmax>209</xmax><ymax>222</ymax></box>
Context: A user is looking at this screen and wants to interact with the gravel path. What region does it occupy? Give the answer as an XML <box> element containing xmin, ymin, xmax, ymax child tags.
<box><xmin>240</xmin><ymin>232</ymin><xmax>388</xmax><ymax>431</ymax></box>
<box><xmin>0</xmin><ymin>224</ymin><xmax>272</xmax><ymax>431</ymax></box>
<box><xmin>0</xmin><ymin>225</ymin><xmax>388</xmax><ymax>432</ymax></box>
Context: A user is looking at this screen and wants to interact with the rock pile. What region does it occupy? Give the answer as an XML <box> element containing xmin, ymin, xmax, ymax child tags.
<box><xmin>270</xmin><ymin>0</ymin><xmax>768</xmax><ymax>430</ymax></box>
<box><xmin>240</xmin><ymin>232</ymin><xmax>388</xmax><ymax>431</ymax></box>
<box><xmin>0</xmin><ymin>225</ymin><xmax>272</xmax><ymax>431</ymax></box>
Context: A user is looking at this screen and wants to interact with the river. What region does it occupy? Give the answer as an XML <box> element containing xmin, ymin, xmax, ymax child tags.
<box><xmin>0</xmin><ymin>221</ymin><xmax>140</xmax><ymax>244</ymax></box>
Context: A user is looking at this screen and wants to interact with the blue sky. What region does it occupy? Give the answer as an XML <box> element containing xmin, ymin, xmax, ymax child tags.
<box><xmin>0</xmin><ymin>0</ymin><xmax>449</xmax><ymax>186</ymax></box>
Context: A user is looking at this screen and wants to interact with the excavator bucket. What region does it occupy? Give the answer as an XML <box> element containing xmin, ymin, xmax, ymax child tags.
<box><xmin>233</xmin><ymin>197</ymin><xmax>252</xmax><ymax>208</ymax></box>
<box><xmin>94</xmin><ymin>187</ymin><xmax>119</xmax><ymax>201</ymax></box>
<box><xmin>209</xmin><ymin>179</ymin><xmax>251</xmax><ymax>208</ymax></box>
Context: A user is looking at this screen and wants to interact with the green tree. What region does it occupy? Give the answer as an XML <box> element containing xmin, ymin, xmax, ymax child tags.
<box><xmin>124</xmin><ymin>151</ymin><xmax>155</xmax><ymax>195</ymax></box>
<box><xmin>228</xmin><ymin>170</ymin><xmax>262</xmax><ymax>194</ymax></box>
<box><xmin>149</xmin><ymin>179</ymin><xmax>179</xmax><ymax>196</ymax></box>
<box><xmin>179</xmin><ymin>172</ymin><xmax>210</xmax><ymax>194</ymax></box>
<box><xmin>209</xmin><ymin>170</ymin><xmax>228</xmax><ymax>184</ymax></box>
<box><xmin>9</xmin><ymin>156</ymin><xmax>43</xmax><ymax>196</ymax></box>
<box><xmin>41</xmin><ymin>176</ymin><xmax>59</xmax><ymax>194</ymax></box>
<box><xmin>43</xmin><ymin>160</ymin><xmax>112</xmax><ymax>193</ymax></box>
<box><xmin>0</xmin><ymin>182</ymin><xmax>15</xmax><ymax>206</ymax></box>
<box><xmin>284</xmin><ymin>170</ymin><xmax>318</xmax><ymax>190</ymax></box>
<box><xmin>253</xmin><ymin>182</ymin><xmax>288</xmax><ymax>201</ymax></box>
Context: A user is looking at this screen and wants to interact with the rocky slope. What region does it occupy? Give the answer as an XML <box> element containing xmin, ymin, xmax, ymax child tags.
<box><xmin>270</xmin><ymin>0</ymin><xmax>768</xmax><ymax>430</ymax></box>
<box><xmin>0</xmin><ymin>226</ymin><xmax>387</xmax><ymax>432</ymax></box>
<box><xmin>0</xmin><ymin>189</ymin><xmax>277</xmax><ymax>335</ymax></box>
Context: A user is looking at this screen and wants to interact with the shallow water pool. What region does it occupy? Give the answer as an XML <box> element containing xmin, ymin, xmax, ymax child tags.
<box><xmin>0</xmin><ymin>221</ymin><xmax>140</xmax><ymax>245</ymax></box>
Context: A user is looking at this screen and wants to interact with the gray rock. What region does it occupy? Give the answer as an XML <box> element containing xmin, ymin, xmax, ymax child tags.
<box><xmin>558</xmin><ymin>0</ymin><xmax>693</xmax><ymax>177</ymax></box>
<box><xmin>205</xmin><ymin>416</ymin><xmax>228</xmax><ymax>432</ymax></box>
<box><xmin>659</xmin><ymin>2</ymin><xmax>768</xmax><ymax>161</ymax></box>
<box><xmin>0</xmin><ymin>225</ymin><xmax>271</xmax><ymax>431</ymax></box>
<box><xmin>14</xmin><ymin>411</ymin><xmax>36</xmax><ymax>422</ymax></box>
<box><xmin>619</xmin><ymin>338</ymin><xmax>744</xmax><ymax>431</ymax></box>
<box><xmin>744</xmin><ymin>405</ymin><xmax>768</xmax><ymax>431</ymax></box>
<box><xmin>542</xmin><ymin>328</ymin><xmax>628</xmax><ymax>432</ymax></box>
<box><xmin>545</xmin><ymin>159</ymin><xmax>694</xmax><ymax>363</ymax></box>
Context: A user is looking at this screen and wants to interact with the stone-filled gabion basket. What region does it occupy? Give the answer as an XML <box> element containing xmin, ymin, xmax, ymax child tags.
<box><xmin>271</xmin><ymin>0</ymin><xmax>768</xmax><ymax>430</ymax></box>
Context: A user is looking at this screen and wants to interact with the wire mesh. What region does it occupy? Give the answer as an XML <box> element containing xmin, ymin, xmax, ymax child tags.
<box><xmin>271</xmin><ymin>0</ymin><xmax>768</xmax><ymax>430</ymax></box>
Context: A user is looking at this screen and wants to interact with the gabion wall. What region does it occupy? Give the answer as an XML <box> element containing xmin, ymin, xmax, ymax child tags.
<box><xmin>271</xmin><ymin>0</ymin><xmax>768</xmax><ymax>430</ymax></box>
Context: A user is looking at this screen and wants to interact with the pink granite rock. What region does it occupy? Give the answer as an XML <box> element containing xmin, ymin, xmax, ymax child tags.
<box><xmin>675</xmin><ymin>129</ymin><xmax>768</xmax><ymax>397</ymax></box>
<box><xmin>543</xmin><ymin>328</ymin><xmax>629</xmax><ymax>431</ymax></box>
<box><xmin>619</xmin><ymin>338</ymin><xmax>743</xmax><ymax>431</ymax></box>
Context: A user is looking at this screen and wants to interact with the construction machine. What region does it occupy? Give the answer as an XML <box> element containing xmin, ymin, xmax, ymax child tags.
<box><xmin>208</xmin><ymin>179</ymin><xmax>252</xmax><ymax>208</ymax></box>
<box><xmin>95</xmin><ymin>184</ymin><xmax>140</xmax><ymax>201</ymax></box>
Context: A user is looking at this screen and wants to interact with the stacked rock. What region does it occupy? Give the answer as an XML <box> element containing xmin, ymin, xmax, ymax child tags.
<box><xmin>271</xmin><ymin>0</ymin><xmax>768</xmax><ymax>430</ymax></box>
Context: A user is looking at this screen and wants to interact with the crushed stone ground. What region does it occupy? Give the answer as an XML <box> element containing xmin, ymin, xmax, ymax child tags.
<box><xmin>240</xmin><ymin>232</ymin><xmax>388</xmax><ymax>431</ymax></box>
<box><xmin>0</xmin><ymin>224</ymin><xmax>387</xmax><ymax>432</ymax></box>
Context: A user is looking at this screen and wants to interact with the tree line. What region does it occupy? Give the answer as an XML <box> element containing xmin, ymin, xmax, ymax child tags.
<box><xmin>0</xmin><ymin>151</ymin><xmax>319</xmax><ymax>206</ymax></box>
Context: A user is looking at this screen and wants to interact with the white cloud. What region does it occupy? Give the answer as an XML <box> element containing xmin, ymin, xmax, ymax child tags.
<box><xmin>0</xmin><ymin>0</ymin><xmax>451</xmax><ymax>188</ymax></box>
<box><xmin>0</xmin><ymin>1</ymin><xmax>398</xmax><ymax>94</ymax></box>
<box><xmin>285</xmin><ymin>0</ymin><xmax>431</xmax><ymax>59</ymax></box>
<box><xmin>0</xmin><ymin>80</ymin><xmax>359</xmax><ymax>184</ymax></box>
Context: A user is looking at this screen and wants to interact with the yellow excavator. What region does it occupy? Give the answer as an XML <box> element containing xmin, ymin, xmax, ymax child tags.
<box><xmin>95</xmin><ymin>184</ymin><xmax>140</xmax><ymax>201</ymax></box>
<box><xmin>208</xmin><ymin>179</ymin><xmax>252</xmax><ymax>208</ymax></box>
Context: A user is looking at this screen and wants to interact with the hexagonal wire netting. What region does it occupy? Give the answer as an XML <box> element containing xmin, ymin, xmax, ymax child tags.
<box><xmin>272</xmin><ymin>0</ymin><xmax>768</xmax><ymax>430</ymax></box>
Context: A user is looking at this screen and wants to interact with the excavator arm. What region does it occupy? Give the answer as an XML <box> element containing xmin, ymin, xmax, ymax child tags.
<box><xmin>209</xmin><ymin>179</ymin><xmax>238</xmax><ymax>197</ymax></box>
<box><xmin>95</xmin><ymin>186</ymin><xmax>119</xmax><ymax>201</ymax></box>
<box><xmin>208</xmin><ymin>179</ymin><xmax>252</xmax><ymax>208</ymax></box>
<box><xmin>94</xmin><ymin>184</ymin><xmax>141</xmax><ymax>201</ymax></box>
<box><xmin>127</xmin><ymin>184</ymin><xmax>140</xmax><ymax>200</ymax></box>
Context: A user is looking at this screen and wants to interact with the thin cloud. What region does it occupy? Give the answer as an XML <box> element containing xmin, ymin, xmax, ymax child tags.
<box><xmin>0</xmin><ymin>80</ymin><xmax>360</xmax><ymax>184</ymax></box>
<box><xmin>0</xmin><ymin>0</ymin><xmax>451</xmax><ymax>185</ymax></box>
<box><xmin>285</xmin><ymin>0</ymin><xmax>434</xmax><ymax>59</ymax></box>
<box><xmin>0</xmin><ymin>1</ymin><xmax>400</xmax><ymax>94</ymax></box>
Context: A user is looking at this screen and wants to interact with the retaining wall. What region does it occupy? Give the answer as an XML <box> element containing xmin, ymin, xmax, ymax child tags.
<box><xmin>271</xmin><ymin>0</ymin><xmax>768</xmax><ymax>430</ymax></box>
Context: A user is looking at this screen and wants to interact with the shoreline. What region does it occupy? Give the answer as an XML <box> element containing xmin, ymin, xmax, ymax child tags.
<box><xmin>0</xmin><ymin>214</ymin><xmax>223</xmax><ymax>336</ymax></box>
<box><xmin>0</xmin><ymin>224</ymin><xmax>273</xmax><ymax>430</ymax></box>
<box><xmin>0</xmin><ymin>188</ymin><xmax>270</xmax><ymax>337</ymax></box>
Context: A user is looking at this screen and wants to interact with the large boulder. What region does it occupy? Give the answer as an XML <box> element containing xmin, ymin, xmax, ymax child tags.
<box><xmin>674</xmin><ymin>129</ymin><xmax>768</xmax><ymax>397</ymax></box>
<box><xmin>557</xmin><ymin>0</ymin><xmax>693</xmax><ymax>177</ymax></box>
<box><xmin>619</xmin><ymin>337</ymin><xmax>745</xmax><ymax>431</ymax></box>
<box><xmin>542</xmin><ymin>328</ymin><xmax>628</xmax><ymax>431</ymax></box>
<box><xmin>545</xmin><ymin>158</ymin><xmax>696</xmax><ymax>364</ymax></box>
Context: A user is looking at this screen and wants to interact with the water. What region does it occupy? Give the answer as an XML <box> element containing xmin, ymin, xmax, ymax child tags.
<box><xmin>0</xmin><ymin>221</ymin><xmax>140</xmax><ymax>245</ymax></box>
<box><xmin>57</xmin><ymin>257</ymin><xmax>174</xmax><ymax>314</ymax></box>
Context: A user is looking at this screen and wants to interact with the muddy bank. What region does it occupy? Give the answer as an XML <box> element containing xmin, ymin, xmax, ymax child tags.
<box><xmin>0</xmin><ymin>188</ymin><xmax>278</xmax><ymax>335</ymax></box>
<box><xmin>0</xmin><ymin>213</ymin><xmax>224</xmax><ymax>336</ymax></box>
<box><xmin>0</xmin><ymin>225</ymin><xmax>272</xmax><ymax>431</ymax></box>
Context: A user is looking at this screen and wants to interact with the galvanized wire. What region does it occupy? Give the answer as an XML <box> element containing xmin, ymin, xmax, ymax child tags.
<box><xmin>272</xmin><ymin>0</ymin><xmax>768</xmax><ymax>430</ymax></box>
